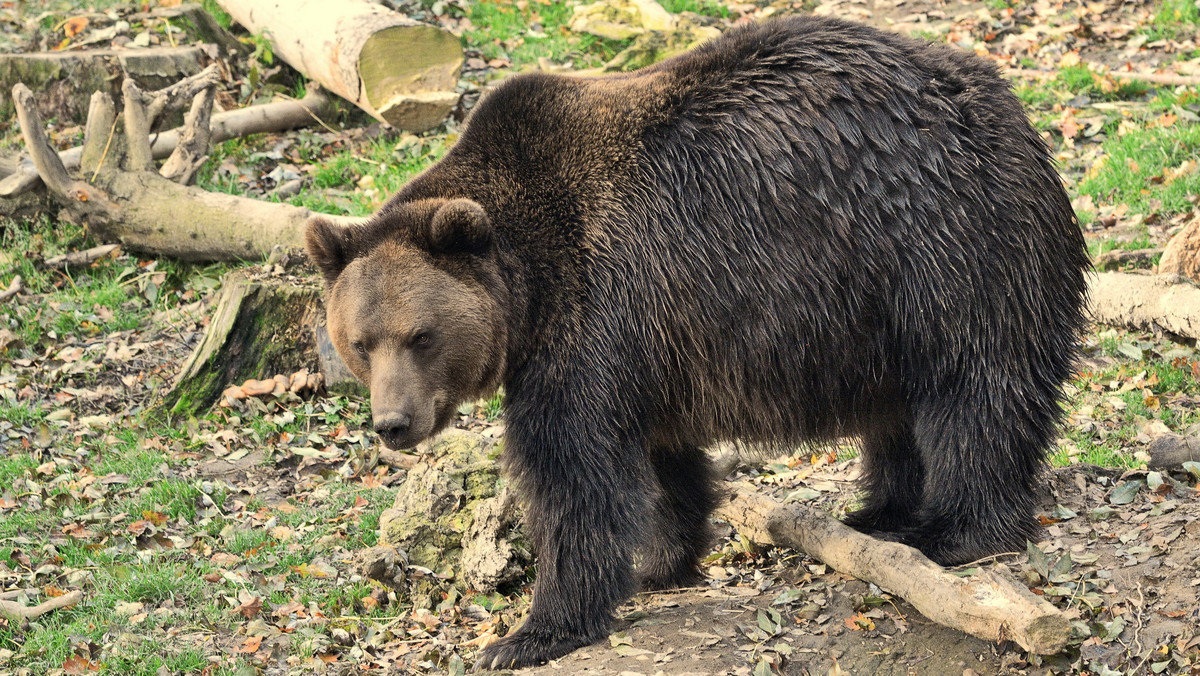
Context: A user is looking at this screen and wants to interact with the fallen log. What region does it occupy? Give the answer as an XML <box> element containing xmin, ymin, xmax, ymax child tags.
<box><xmin>1088</xmin><ymin>272</ymin><xmax>1200</xmax><ymax>340</ymax></box>
<box><xmin>1145</xmin><ymin>434</ymin><xmax>1200</xmax><ymax>469</ymax></box>
<box><xmin>0</xmin><ymin>87</ymin><xmax>336</xmax><ymax>197</ymax></box>
<box><xmin>716</xmin><ymin>483</ymin><xmax>1071</xmax><ymax>655</ymax></box>
<box><xmin>217</xmin><ymin>0</ymin><xmax>463</xmax><ymax>132</ymax></box>
<box><xmin>10</xmin><ymin>71</ymin><xmax>356</xmax><ymax>261</ymax></box>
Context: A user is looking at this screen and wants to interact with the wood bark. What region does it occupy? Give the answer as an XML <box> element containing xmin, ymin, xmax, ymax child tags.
<box><xmin>0</xmin><ymin>46</ymin><xmax>207</xmax><ymax>126</ymax></box>
<box><xmin>161</xmin><ymin>274</ymin><xmax>359</xmax><ymax>418</ymax></box>
<box><xmin>9</xmin><ymin>72</ymin><xmax>358</xmax><ymax>261</ymax></box>
<box><xmin>216</xmin><ymin>0</ymin><xmax>463</xmax><ymax>132</ymax></box>
<box><xmin>0</xmin><ymin>590</ymin><xmax>84</xmax><ymax>622</ymax></box>
<box><xmin>0</xmin><ymin>86</ymin><xmax>336</xmax><ymax>197</ymax></box>
<box><xmin>716</xmin><ymin>483</ymin><xmax>1071</xmax><ymax>655</ymax></box>
<box><xmin>1088</xmin><ymin>272</ymin><xmax>1200</xmax><ymax>340</ymax></box>
<box><xmin>1146</xmin><ymin>434</ymin><xmax>1200</xmax><ymax>468</ymax></box>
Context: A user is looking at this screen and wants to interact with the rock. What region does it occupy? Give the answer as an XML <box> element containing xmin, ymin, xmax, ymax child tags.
<box><xmin>356</xmin><ymin>545</ymin><xmax>408</xmax><ymax>589</ymax></box>
<box><xmin>378</xmin><ymin>429</ymin><xmax>529</xmax><ymax>591</ymax></box>
<box><xmin>461</xmin><ymin>486</ymin><xmax>530</xmax><ymax>591</ymax></box>
<box><xmin>1159</xmin><ymin>216</ymin><xmax>1200</xmax><ymax>283</ymax></box>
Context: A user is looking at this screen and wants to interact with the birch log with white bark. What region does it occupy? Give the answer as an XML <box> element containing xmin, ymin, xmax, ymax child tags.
<box><xmin>216</xmin><ymin>0</ymin><xmax>463</xmax><ymax>132</ymax></box>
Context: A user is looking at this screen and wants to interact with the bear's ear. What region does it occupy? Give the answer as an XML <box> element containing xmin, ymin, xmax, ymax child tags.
<box><xmin>428</xmin><ymin>199</ymin><xmax>492</xmax><ymax>254</ymax></box>
<box><xmin>306</xmin><ymin>216</ymin><xmax>359</xmax><ymax>286</ymax></box>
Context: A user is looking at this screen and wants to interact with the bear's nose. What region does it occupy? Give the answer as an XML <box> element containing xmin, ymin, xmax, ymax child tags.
<box><xmin>374</xmin><ymin>413</ymin><xmax>412</xmax><ymax>448</ymax></box>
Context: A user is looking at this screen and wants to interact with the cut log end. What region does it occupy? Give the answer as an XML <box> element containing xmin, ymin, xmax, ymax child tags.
<box><xmin>377</xmin><ymin>91</ymin><xmax>461</xmax><ymax>133</ymax></box>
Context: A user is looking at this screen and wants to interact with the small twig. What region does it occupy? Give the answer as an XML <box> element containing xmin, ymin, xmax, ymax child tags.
<box><xmin>0</xmin><ymin>589</ymin><xmax>36</xmax><ymax>601</ymax></box>
<box><xmin>0</xmin><ymin>589</ymin><xmax>84</xmax><ymax>622</ymax></box>
<box><xmin>0</xmin><ymin>275</ymin><xmax>22</xmax><ymax>303</ymax></box>
<box><xmin>44</xmin><ymin>244</ymin><xmax>120</xmax><ymax>270</ymax></box>
<box><xmin>1130</xmin><ymin>585</ymin><xmax>1148</xmax><ymax>668</ymax></box>
<box><xmin>275</xmin><ymin>87</ymin><xmax>340</xmax><ymax>135</ymax></box>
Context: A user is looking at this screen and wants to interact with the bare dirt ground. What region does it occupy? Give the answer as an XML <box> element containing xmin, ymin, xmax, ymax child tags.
<box><xmin>491</xmin><ymin>457</ymin><xmax>1199</xmax><ymax>676</ymax></box>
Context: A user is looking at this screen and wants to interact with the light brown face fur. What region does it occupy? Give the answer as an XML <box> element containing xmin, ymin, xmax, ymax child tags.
<box><xmin>307</xmin><ymin>200</ymin><xmax>505</xmax><ymax>450</ymax></box>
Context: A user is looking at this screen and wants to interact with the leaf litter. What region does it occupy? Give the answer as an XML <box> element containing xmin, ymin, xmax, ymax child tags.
<box><xmin>2</xmin><ymin>0</ymin><xmax>1200</xmax><ymax>673</ymax></box>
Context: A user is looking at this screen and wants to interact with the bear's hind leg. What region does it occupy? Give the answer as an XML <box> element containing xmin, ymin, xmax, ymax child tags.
<box><xmin>904</xmin><ymin>381</ymin><xmax>1049</xmax><ymax>566</ymax></box>
<box><xmin>841</xmin><ymin>422</ymin><xmax>924</xmax><ymax>535</ymax></box>
<box><xmin>637</xmin><ymin>445</ymin><xmax>717</xmax><ymax>591</ymax></box>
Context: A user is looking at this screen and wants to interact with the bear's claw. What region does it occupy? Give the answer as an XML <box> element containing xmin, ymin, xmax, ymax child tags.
<box><xmin>473</xmin><ymin>627</ymin><xmax>596</xmax><ymax>671</ymax></box>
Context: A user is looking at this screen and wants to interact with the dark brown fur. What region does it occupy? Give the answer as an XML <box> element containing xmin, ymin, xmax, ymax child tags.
<box><xmin>307</xmin><ymin>15</ymin><xmax>1090</xmax><ymax>670</ymax></box>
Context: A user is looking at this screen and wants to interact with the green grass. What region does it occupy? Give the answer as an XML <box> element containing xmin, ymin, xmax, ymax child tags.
<box><xmin>1014</xmin><ymin>83</ymin><xmax>1056</xmax><ymax>109</ymax></box>
<box><xmin>661</xmin><ymin>0</ymin><xmax>732</xmax><ymax>18</ymax></box>
<box><xmin>197</xmin><ymin>132</ymin><xmax>448</xmax><ymax>218</ymax></box>
<box><xmin>463</xmin><ymin>0</ymin><xmax>632</xmax><ymax>68</ymax></box>
<box><xmin>1056</xmin><ymin>65</ymin><xmax>1151</xmax><ymax>101</ymax></box>
<box><xmin>1087</xmin><ymin>234</ymin><xmax>1155</xmax><ymax>258</ymax></box>
<box><xmin>0</xmin><ymin>217</ymin><xmax>226</xmax><ymax>352</ymax></box>
<box><xmin>1079</xmin><ymin>121</ymin><xmax>1200</xmax><ymax>215</ymax></box>
<box><xmin>1144</xmin><ymin>0</ymin><xmax>1200</xmax><ymax>40</ymax></box>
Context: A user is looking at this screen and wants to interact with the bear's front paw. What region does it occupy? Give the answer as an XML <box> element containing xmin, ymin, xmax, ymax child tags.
<box><xmin>473</xmin><ymin>627</ymin><xmax>595</xmax><ymax>671</ymax></box>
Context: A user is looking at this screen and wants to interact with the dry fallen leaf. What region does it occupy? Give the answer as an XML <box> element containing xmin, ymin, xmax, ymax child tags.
<box><xmin>62</xmin><ymin>16</ymin><xmax>89</xmax><ymax>38</ymax></box>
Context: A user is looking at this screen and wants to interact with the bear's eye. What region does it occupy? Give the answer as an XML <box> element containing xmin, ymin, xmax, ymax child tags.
<box><xmin>413</xmin><ymin>333</ymin><xmax>431</xmax><ymax>348</ymax></box>
<box><xmin>352</xmin><ymin>341</ymin><xmax>369</xmax><ymax>359</ymax></box>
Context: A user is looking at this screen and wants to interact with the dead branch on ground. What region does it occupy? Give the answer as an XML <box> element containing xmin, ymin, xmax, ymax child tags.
<box><xmin>10</xmin><ymin>68</ymin><xmax>357</xmax><ymax>262</ymax></box>
<box><xmin>1088</xmin><ymin>272</ymin><xmax>1200</xmax><ymax>341</ymax></box>
<box><xmin>0</xmin><ymin>590</ymin><xmax>84</xmax><ymax>622</ymax></box>
<box><xmin>716</xmin><ymin>483</ymin><xmax>1071</xmax><ymax>655</ymax></box>
<box><xmin>0</xmin><ymin>86</ymin><xmax>336</xmax><ymax>198</ymax></box>
<box><xmin>44</xmin><ymin>244</ymin><xmax>121</xmax><ymax>270</ymax></box>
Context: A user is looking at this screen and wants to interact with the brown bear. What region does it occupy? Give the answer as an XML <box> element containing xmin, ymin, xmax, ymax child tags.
<box><xmin>306</xmin><ymin>14</ymin><xmax>1090</xmax><ymax>670</ymax></box>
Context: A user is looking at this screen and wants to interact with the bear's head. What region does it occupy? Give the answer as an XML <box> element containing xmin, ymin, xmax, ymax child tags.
<box><xmin>306</xmin><ymin>198</ymin><xmax>506</xmax><ymax>450</ymax></box>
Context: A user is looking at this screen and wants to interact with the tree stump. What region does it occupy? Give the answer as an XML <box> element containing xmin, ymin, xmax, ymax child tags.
<box><xmin>161</xmin><ymin>273</ymin><xmax>359</xmax><ymax>417</ymax></box>
<box><xmin>0</xmin><ymin>47</ymin><xmax>208</xmax><ymax>126</ymax></box>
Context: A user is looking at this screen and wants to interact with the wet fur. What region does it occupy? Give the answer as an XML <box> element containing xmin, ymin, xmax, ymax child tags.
<box><xmin>308</xmin><ymin>15</ymin><xmax>1090</xmax><ymax>670</ymax></box>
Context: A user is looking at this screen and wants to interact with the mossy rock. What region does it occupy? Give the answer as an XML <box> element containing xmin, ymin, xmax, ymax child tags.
<box><xmin>379</xmin><ymin>429</ymin><xmax>530</xmax><ymax>591</ymax></box>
